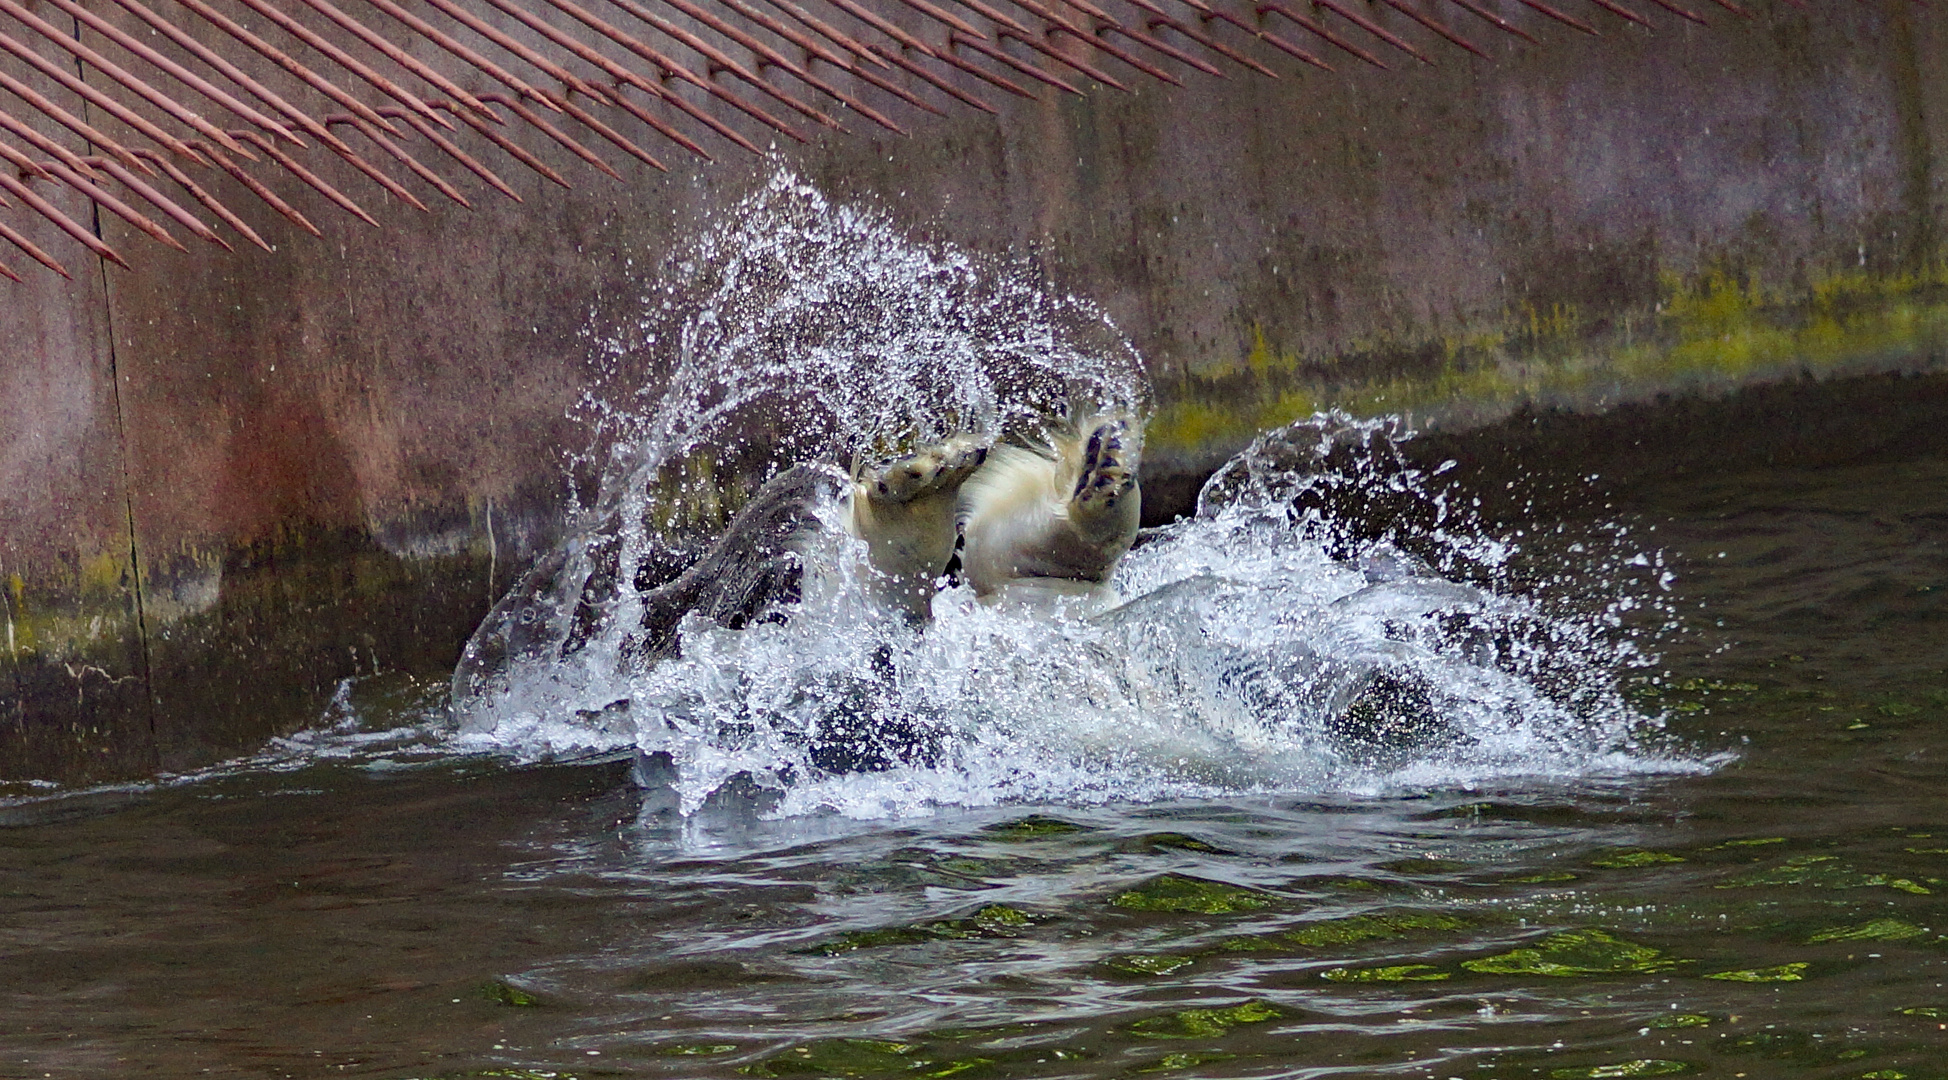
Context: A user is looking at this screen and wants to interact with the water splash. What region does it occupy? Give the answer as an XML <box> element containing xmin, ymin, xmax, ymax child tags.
<box><xmin>451</xmin><ymin>173</ymin><xmax>1702</xmax><ymax>818</ymax></box>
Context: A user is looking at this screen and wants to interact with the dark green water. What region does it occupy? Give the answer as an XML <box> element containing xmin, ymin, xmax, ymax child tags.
<box><xmin>3</xmin><ymin>453</ymin><xmax>1944</xmax><ymax>1080</ymax></box>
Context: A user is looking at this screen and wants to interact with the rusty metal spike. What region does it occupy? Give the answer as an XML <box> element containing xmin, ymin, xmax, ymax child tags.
<box><xmin>0</xmin><ymin>213</ymin><xmax>70</xmax><ymax>278</ymax></box>
<box><xmin>377</xmin><ymin>107</ymin><xmax>522</xmax><ymax>203</ymax></box>
<box><xmin>478</xmin><ymin>93</ymin><xmax>622</xmax><ymax>181</ymax></box>
<box><xmin>1508</xmin><ymin>0</ymin><xmax>1601</xmax><ymax>34</ymax></box>
<box><xmin>1700</xmin><ymin>0</ymin><xmax>1753</xmax><ymax>16</ymax></box>
<box><xmin>1203</xmin><ymin>8</ymin><xmax>1336</xmax><ymax>71</ymax></box>
<box><xmin>1370</xmin><ymin>0</ymin><xmax>1487</xmax><ymax>58</ymax></box>
<box><xmin>754</xmin><ymin>0</ymin><xmax>895</xmax><ymax>71</ymax></box>
<box><xmin>1636</xmin><ymin>0</ymin><xmax>1711</xmax><ymax>24</ymax></box>
<box><xmin>813</xmin><ymin>0</ymin><xmax>942</xmax><ymax>61</ymax></box>
<box><xmin>0</xmin><ymin>134</ymin><xmax>53</xmax><ymax>181</ymax></box>
<box><xmin>79</xmin><ymin>157</ymin><xmax>229</xmax><ymax>251</ymax></box>
<box><xmin>552</xmin><ymin>0</ymin><xmax>846</xmax><ymax>134</ymax></box>
<box><xmin>1443</xmin><ymin>0</ymin><xmax>1542</xmax><ymax>40</ymax></box>
<box><xmin>315</xmin><ymin>127</ymin><xmax>434</xmax><ymax>213</ymax></box>
<box><xmin>0</xmin><ymin>107</ymin><xmax>105</xmax><ymax>180</ymax></box>
<box><xmin>129</xmin><ymin>150</ymin><xmax>272</xmax><ymax>253</ymax></box>
<box><xmin>291</xmin><ymin>0</ymin><xmax>499</xmax><ymax>121</ymax></box>
<box><xmin>0</xmin><ymin>31</ymin><xmax>215</xmax><ymax>164</ymax></box>
<box><xmin>39</xmin><ymin>160</ymin><xmax>188</xmax><ymax>252</ymax></box>
<box><xmin>951</xmin><ymin>30</ymin><xmax>1084</xmax><ymax>95</ymax></box>
<box><xmin>713</xmin><ymin>0</ymin><xmax>863</xmax><ymax>69</ymax></box>
<box><xmin>603</xmin><ymin>90</ymin><xmax>722</xmax><ymax>161</ymax></box>
<box><xmin>223</xmin><ymin>0</ymin><xmax>454</xmax><ymax>131</ymax></box>
<box><xmin>709</xmin><ymin>0</ymin><xmax>946</xmax><ymax>117</ymax></box>
<box><xmin>1063</xmin><ymin>23</ymin><xmax>1189</xmax><ymax>85</ymax></box>
<box><xmin>1311</xmin><ymin>0</ymin><xmax>1437</xmax><ymax>63</ymax></box>
<box><xmin>844</xmin><ymin>59</ymin><xmax>953</xmax><ymax>118</ymax></box>
<box><xmin>0</xmin><ymin>254</ymin><xmax>19</xmax><ymax>282</ymax></box>
<box><xmin>355</xmin><ymin>0</ymin><xmax>558</xmax><ymax>112</ymax></box>
<box><xmin>988</xmin><ymin>0</ymin><xmax>1188</xmax><ymax>83</ymax></box>
<box><xmin>29</xmin><ymin>0</ymin><xmax>302</xmax><ymax>145</ymax></box>
<box><xmin>1258</xmin><ymin>1</ymin><xmax>1393</xmax><ymax>67</ymax></box>
<box><xmin>412</xmin><ymin>0</ymin><xmax>610</xmax><ymax>103</ymax></box>
<box><xmin>885</xmin><ymin>0</ymin><xmax>991</xmax><ymax>37</ymax></box>
<box><xmin>242</xmin><ymin>128</ymin><xmax>393</xmax><ymax>224</ymax></box>
<box><xmin>429</xmin><ymin>102</ymin><xmax>574</xmax><ymax>190</ymax></box>
<box><xmin>544</xmin><ymin>93</ymin><xmax>670</xmax><ymax>173</ymax></box>
<box><xmin>167</xmin><ymin>0</ymin><xmax>403</xmax><ymax>137</ymax></box>
<box><xmin>1580</xmin><ymin>0</ymin><xmax>1655</xmax><ymax>27</ymax></box>
<box><xmin>0</xmin><ymin>172</ymin><xmax>131</xmax><ymax>268</ymax></box>
<box><xmin>643</xmin><ymin>0</ymin><xmax>910</xmax><ymax>134</ymax></box>
<box><xmin>324</xmin><ymin>119</ymin><xmax>468</xmax><ymax>210</ymax></box>
<box><xmin>0</xmin><ymin>1</ymin><xmax>257</xmax><ymax>159</ymax></box>
<box><xmin>1037</xmin><ymin>0</ymin><xmax>1228</xmax><ymax>77</ymax></box>
<box><xmin>455</xmin><ymin>0</ymin><xmax>776</xmax><ymax>148</ymax></box>
<box><xmin>933</xmin><ymin>37</ymin><xmax>1038</xmax><ymax>99</ymax></box>
<box><xmin>946</xmin><ymin>0</ymin><xmax>1136</xmax><ymax>91</ymax></box>
<box><xmin>186</xmin><ymin>141</ymin><xmax>323</xmax><ymax>238</ymax></box>
<box><xmin>1126</xmin><ymin>0</ymin><xmax>1281</xmax><ymax>78</ymax></box>
<box><xmin>100</xmin><ymin>0</ymin><xmax>335</xmax><ymax>147</ymax></box>
<box><xmin>866</xmin><ymin>41</ymin><xmax>1000</xmax><ymax>114</ymax></box>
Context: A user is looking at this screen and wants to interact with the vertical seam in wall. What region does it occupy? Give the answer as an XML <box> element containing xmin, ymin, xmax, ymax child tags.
<box><xmin>64</xmin><ymin>12</ymin><xmax>159</xmax><ymax>757</ymax></box>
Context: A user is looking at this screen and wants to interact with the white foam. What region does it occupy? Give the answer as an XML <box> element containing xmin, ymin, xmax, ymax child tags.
<box><xmin>450</xmin><ymin>173</ymin><xmax>1706</xmax><ymax>819</ymax></box>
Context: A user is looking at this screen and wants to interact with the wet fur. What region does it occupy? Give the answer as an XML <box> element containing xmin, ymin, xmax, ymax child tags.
<box><xmin>633</xmin><ymin>439</ymin><xmax>989</xmax><ymax>661</ymax></box>
<box><xmin>958</xmin><ymin>415</ymin><xmax>1142</xmax><ymax>601</ymax></box>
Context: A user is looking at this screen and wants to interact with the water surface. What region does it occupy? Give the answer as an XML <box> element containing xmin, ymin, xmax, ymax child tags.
<box><xmin>5</xmin><ymin>449</ymin><xmax>1945</xmax><ymax>1080</ymax></box>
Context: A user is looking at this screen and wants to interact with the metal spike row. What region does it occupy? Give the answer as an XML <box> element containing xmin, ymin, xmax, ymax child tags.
<box><xmin>0</xmin><ymin>0</ymin><xmax>1911</xmax><ymax>279</ymax></box>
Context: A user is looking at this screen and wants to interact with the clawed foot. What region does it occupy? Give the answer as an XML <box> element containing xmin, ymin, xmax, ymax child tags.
<box><xmin>1071</xmin><ymin>419</ymin><xmax>1136</xmax><ymax>513</ymax></box>
<box><xmin>863</xmin><ymin>436</ymin><xmax>990</xmax><ymax>505</ymax></box>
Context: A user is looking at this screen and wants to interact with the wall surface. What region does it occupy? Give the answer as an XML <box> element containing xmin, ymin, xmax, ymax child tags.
<box><xmin>3</xmin><ymin>0</ymin><xmax>1944</xmax><ymax>782</ymax></box>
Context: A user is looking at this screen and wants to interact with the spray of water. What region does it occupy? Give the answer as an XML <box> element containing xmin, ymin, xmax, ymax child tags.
<box><xmin>450</xmin><ymin>171</ymin><xmax>1703</xmax><ymax>819</ymax></box>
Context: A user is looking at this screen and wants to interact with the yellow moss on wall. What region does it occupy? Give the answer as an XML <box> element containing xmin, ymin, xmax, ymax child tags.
<box><xmin>1150</xmin><ymin>265</ymin><xmax>1948</xmax><ymax>458</ymax></box>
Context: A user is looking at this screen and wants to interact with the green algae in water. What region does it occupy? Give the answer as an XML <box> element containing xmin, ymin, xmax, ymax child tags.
<box><xmin>659</xmin><ymin>1044</ymin><xmax>739</xmax><ymax>1056</ymax></box>
<box><xmin>1134</xmin><ymin>1051</ymin><xmax>1238</xmax><ymax>1073</ymax></box>
<box><xmin>1648</xmin><ymin>1014</ymin><xmax>1715</xmax><ymax>1029</ymax></box>
<box><xmin>1549</xmin><ymin>1061</ymin><xmax>1694</xmax><ymax>1078</ymax></box>
<box><xmin>744</xmin><ymin>1038</ymin><xmax>921</xmax><ymax>1076</ymax></box>
<box><xmin>1590</xmin><ymin>850</ymin><xmax>1687</xmax><ymax>869</ymax></box>
<box><xmin>1462</xmin><ymin>929</ymin><xmax>1681</xmax><ymax>977</ymax></box>
<box><xmin>478</xmin><ymin>981</ymin><xmax>543</xmax><ymax>1007</ymax></box>
<box><xmin>1110</xmin><ymin>875</ymin><xmax>1273</xmax><ymax>914</ymax></box>
<box><xmin>1898</xmin><ymin>1006</ymin><xmax>1947</xmax><ymax>1018</ymax></box>
<box><xmin>801</xmin><ymin>905</ymin><xmax>1035</xmax><ymax>955</ymax></box>
<box><xmin>1717</xmin><ymin>855</ymin><xmax>1934</xmax><ymax>894</ymax></box>
<box><xmin>1105</xmin><ymin>953</ymin><xmax>1196</xmax><ymax>976</ymax></box>
<box><xmin>1117</xmin><ymin>832</ymin><xmax>1238</xmax><ymax>856</ymax></box>
<box><xmin>1320</xmin><ymin>963</ymin><xmax>1450</xmax><ymax>982</ymax></box>
<box><xmin>970</xmin><ymin>904</ymin><xmax>1031</xmax><ymax>931</ymax></box>
<box><xmin>908</xmin><ymin>1060</ymin><xmax>994</xmax><ymax>1078</ymax></box>
<box><xmin>981</xmin><ymin>815</ymin><xmax>1092</xmax><ymax>841</ymax></box>
<box><xmin>417</xmin><ymin>1072</ymin><xmax>583</xmax><ymax>1080</ymax></box>
<box><xmin>1808</xmin><ymin>918</ymin><xmax>1931</xmax><ymax>943</ymax></box>
<box><xmin>1128</xmin><ymin>1000</ymin><xmax>1280</xmax><ymax>1039</ymax></box>
<box><xmin>1509</xmin><ymin>871</ymin><xmax>1581</xmax><ymax>884</ymax></box>
<box><xmin>1704</xmin><ymin>962</ymin><xmax>1810</xmax><ymax>982</ymax></box>
<box><xmin>1284</xmin><ymin>910</ymin><xmax>1470</xmax><ymax>947</ymax></box>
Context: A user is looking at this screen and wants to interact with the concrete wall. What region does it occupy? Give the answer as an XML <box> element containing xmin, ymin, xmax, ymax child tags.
<box><xmin>3</xmin><ymin>0</ymin><xmax>1944</xmax><ymax>782</ymax></box>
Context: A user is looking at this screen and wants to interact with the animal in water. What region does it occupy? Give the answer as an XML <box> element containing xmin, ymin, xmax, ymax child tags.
<box><xmin>958</xmin><ymin>413</ymin><xmax>1143</xmax><ymax>609</ymax></box>
<box><xmin>630</xmin><ymin>436</ymin><xmax>990</xmax><ymax>661</ymax></box>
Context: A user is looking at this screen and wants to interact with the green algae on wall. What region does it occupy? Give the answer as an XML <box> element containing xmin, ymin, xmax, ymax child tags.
<box><xmin>1149</xmin><ymin>264</ymin><xmax>1948</xmax><ymax>464</ymax></box>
